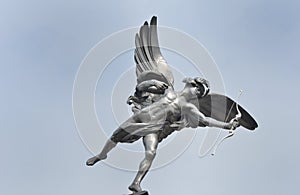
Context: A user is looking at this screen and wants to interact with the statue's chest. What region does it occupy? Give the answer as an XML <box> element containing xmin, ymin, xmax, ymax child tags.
<box><xmin>166</xmin><ymin>98</ymin><xmax>181</xmax><ymax>120</ymax></box>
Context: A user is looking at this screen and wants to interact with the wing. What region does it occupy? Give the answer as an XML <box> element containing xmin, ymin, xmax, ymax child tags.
<box><xmin>190</xmin><ymin>93</ymin><xmax>258</xmax><ymax>130</ymax></box>
<box><xmin>134</xmin><ymin>16</ymin><xmax>174</xmax><ymax>86</ymax></box>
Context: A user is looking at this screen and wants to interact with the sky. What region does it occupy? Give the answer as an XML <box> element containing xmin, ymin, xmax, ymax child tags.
<box><xmin>1</xmin><ymin>0</ymin><xmax>300</xmax><ymax>194</ymax></box>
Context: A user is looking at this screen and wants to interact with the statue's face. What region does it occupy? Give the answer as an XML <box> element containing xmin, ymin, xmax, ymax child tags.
<box><xmin>184</xmin><ymin>81</ymin><xmax>201</xmax><ymax>98</ymax></box>
<box><xmin>186</xmin><ymin>79</ymin><xmax>209</xmax><ymax>98</ymax></box>
<box><xmin>188</xmin><ymin>81</ymin><xmax>197</xmax><ymax>95</ymax></box>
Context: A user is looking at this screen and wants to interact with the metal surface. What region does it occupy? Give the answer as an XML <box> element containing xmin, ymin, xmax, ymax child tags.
<box><xmin>86</xmin><ymin>16</ymin><xmax>258</xmax><ymax>194</ymax></box>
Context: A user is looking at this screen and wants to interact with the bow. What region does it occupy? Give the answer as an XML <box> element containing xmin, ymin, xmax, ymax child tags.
<box><xmin>211</xmin><ymin>90</ymin><xmax>243</xmax><ymax>155</ymax></box>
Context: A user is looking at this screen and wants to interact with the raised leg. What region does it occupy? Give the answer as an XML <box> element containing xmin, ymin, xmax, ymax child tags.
<box><xmin>129</xmin><ymin>133</ymin><xmax>158</xmax><ymax>192</ymax></box>
<box><xmin>86</xmin><ymin>139</ymin><xmax>117</xmax><ymax>166</ymax></box>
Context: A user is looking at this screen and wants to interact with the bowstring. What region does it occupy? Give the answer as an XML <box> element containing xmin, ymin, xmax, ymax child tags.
<box><xmin>211</xmin><ymin>90</ymin><xmax>243</xmax><ymax>156</ymax></box>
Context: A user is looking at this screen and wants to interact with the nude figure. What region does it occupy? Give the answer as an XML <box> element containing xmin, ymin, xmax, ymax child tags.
<box><xmin>86</xmin><ymin>78</ymin><xmax>239</xmax><ymax>192</ymax></box>
<box><xmin>85</xmin><ymin>16</ymin><xmax>257</xmax><ymax>194</ymax></box>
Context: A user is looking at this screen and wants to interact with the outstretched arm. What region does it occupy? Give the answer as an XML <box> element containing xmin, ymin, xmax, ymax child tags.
<box><xmin>183</xmin><ymin>103</ymin><xmax>238</xmax><ymax>130</ymax></box>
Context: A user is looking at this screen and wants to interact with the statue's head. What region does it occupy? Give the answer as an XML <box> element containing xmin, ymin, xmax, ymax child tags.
<box><xmin>182</xmin><ymin>77</ymin><xmax>210</xmax><ymax>98</ymax></box>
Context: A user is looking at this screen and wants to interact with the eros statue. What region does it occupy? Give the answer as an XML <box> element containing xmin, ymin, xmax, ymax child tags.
<box><xmin>86</xmin><ymin>16</ymin><xmax>258</xmax><ymax>194</ymax></box>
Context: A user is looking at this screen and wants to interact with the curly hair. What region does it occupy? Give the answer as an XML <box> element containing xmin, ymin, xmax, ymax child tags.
<box><xmin>182</xmin><ymin>77</ymin><xmax>210</xmax><ymax>97</ymax></box>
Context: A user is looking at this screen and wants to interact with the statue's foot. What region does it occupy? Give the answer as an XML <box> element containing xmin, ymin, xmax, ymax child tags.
<box><xmin>128</xmin><ymin>183</ymin><xmax>142</xmax><ymax>193</ymax></box>
<box><xmin>86</xmin><ymin>155</ymin><xmax>107</xmax><ymax>166</ymax></box>
<box><xmin>129</xmin><ymin>191</ymin><xmax>148</xmax><ymax>195</ymax></box>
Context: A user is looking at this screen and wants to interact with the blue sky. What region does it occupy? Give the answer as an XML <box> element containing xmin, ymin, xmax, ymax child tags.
<box><xmin>1</xmin><ymin>0</ymin><xmax>300</xmax><ymax>194</ymax></box>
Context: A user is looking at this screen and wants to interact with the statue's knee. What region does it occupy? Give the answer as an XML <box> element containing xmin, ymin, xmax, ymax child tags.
<box><xmin>145</xmin><ymin>150</ymin><xmax>156</xmax><ymax>159</ymax></box>
<box><xmin>110</xmin><ymin>136</ymin><xmax>120</xmax><ymax>144</ymax></box>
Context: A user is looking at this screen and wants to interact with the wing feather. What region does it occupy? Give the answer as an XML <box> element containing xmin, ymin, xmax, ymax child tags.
<box><xmin>135</xmin><ymin>34</ymin><xmax>150</xmax><ymax>71</ymax></box>
<box><xmin>140</xmin><ymin>21</ymin><xmax>156</xmax><ymax>70</ymax></box>
<box><xmin>134</xmin><ymin>16</ymin><xmax>174</xmax><ymax>86</ymax></box>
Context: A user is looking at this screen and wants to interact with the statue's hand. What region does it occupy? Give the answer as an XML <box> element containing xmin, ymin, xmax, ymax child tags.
<box><xmin>227</xmin><ymin>118</ymin><xmax>240</xmax><ymax>130</ymax></box>
<box><xmin>153</xmin><ymin>80</ymin><xmax>168</xmax><ymax>90</ymax></box>
<box><xmin>127</xmin><ymin>96</ymin><xmax>133</xmax><ymax>105</ymax></box>
<box><xmin>127</xmin><ymin>95</ymin><xmax>141</xmax><ymax>105</ymax></box>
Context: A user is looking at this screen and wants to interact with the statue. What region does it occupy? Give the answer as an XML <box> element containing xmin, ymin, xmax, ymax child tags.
<box><xmin>86</xmin><ymin>16</ymin><xmax>258</xmax><ymax>194</ymax></box>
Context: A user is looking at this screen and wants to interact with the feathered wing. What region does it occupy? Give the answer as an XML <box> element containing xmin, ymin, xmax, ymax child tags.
<box><xmin>134</xmin><ymin>16</ymin><xmax>174</xmax><ymax>86</ymax></box>
<box><xmin>190</xmin><ymin>93</ymin><xmax>258</xmax><ymax>130</ymax></box>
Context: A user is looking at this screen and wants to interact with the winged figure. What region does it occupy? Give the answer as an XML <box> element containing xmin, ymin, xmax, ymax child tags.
<box><xmin>86</xmin><ymin>16</ymin><xmax>258</xmax><ymax>194</ymax></box>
